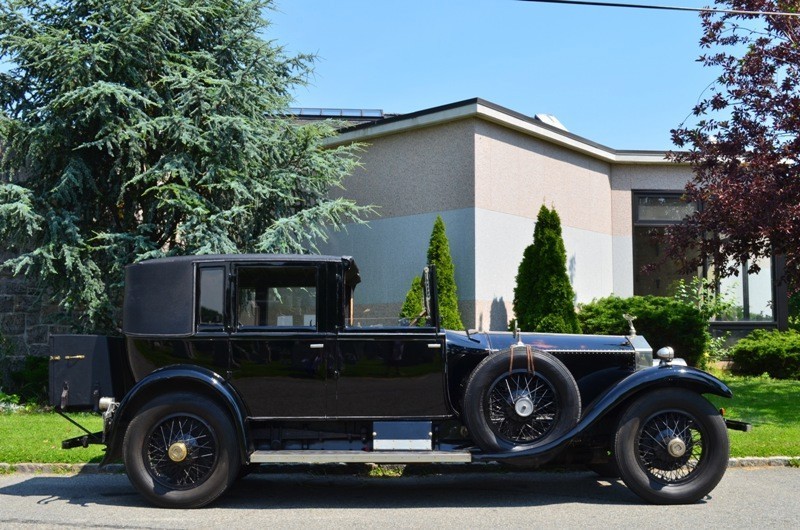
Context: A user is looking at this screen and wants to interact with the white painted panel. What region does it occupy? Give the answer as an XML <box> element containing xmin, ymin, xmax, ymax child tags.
<box><xmin>612</xmin><ymin>235</ymin><xmax>634</xmax><ymax>297</ymax></box>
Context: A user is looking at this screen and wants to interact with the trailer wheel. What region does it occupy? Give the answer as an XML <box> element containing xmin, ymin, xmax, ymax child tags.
<box><xmin>463</xmin><ymin>349</ymin><xmax>581</xmax><ymax>452</ymax></box>
<box><xmin>614</xmin><ymin>388</ymin><xmax>729</xmax><ymax>504</ymax></box>
<box><xmin>123</xmin><ymin>392</ymin><xmax>240</xmax><ymax>508</ymax></box>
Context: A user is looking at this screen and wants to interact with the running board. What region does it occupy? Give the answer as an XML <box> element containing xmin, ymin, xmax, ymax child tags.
<box><xmin>249</xmin><ymin>450</ymin><xmax>472</xmax><ymax>464</ymax></box>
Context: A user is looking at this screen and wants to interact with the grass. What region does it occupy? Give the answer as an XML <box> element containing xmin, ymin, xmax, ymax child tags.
<box><xmin>0</xmin><ymin>372</ymin><xmax>798</xmax><ymax>465</ymax></box>
<box><xmin>0</xmin><ymin>411</ymin><xmax>105</xmax><ymax>464</ymax></box>
<box><xmin>706</xmin><ymin>373</ymin><xmax>800</xmax><ymax>458</ymax></box>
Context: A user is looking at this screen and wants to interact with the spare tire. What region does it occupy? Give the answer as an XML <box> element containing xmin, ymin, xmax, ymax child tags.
<box><xmin>462</xmin><ymin>348</ymin><xmax>581</xmax><ymax>452</ymax></box>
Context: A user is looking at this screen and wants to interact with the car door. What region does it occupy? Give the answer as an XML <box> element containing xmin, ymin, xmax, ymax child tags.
<box><xmin>228</xmin><ymin>263</ymin><xmax>331</xmax><ymax>418</ymax></box>
<box><xmin>331</xmin><ymin>328</ymin><xmax>447</xmax><ymax>418</ymax></box>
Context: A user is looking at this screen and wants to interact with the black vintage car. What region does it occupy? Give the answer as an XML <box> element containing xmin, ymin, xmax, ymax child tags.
<box><xmin>50</xmin><ymin>254</ymin><xmax>747</xmax><ymax>508</ymax></box>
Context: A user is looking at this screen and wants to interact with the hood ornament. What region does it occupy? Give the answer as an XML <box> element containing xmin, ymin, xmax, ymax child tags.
<box><xmin>623</xmin><ymin>314</ymin><xmax>637</xmax><ymax>336</ymax></box>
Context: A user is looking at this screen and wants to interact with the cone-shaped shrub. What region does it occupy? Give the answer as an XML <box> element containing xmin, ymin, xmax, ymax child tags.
<box><xmin>513</xmin><ymin>205</ymin><xmax>580</xmax><ymax>333</ymax></box>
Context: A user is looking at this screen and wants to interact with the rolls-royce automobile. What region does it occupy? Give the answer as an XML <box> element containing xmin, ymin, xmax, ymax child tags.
<box><xmin>49</xmin><ymin>254</ymin><xmax>749</xmax><ymax>508</ymax></box>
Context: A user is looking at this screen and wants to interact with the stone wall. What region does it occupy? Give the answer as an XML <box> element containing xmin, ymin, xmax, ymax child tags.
<box><xmin>0</xmin><ymin>258</ymin><xmax>69</xmax><ymax>388</ymax></box>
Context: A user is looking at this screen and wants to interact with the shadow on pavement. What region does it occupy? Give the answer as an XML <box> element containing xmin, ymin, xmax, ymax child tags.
<box><xmin>0</xmin><ymin>469</ymin><xmax>646</xmax><ymax>509</ymax></box>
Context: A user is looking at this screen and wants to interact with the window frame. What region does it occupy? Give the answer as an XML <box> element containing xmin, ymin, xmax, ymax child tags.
<box><xmin>233</xmin><ymin>264</ymin><xmax>320</xmax><ymax>333</ymax></box>
<box><xmin>196</xmin><ymin>265</ymin><xmax>227</xmax><ymax>333</ymax></box>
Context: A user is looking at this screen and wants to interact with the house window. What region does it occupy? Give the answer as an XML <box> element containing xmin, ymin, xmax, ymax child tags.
<box><xmin>716</xmin><ymin>257</ymin><xmax>774</xmax><ymax>322</ymax></box>
<box><xmin>632</xmin><ymin>191</ymin><xmax>777</xmax><ymax>324</ymax></box>
<box><xmin>632</xmin><ymin>192</ymin><xmax>698</xmax><ymax>297</ymax></box>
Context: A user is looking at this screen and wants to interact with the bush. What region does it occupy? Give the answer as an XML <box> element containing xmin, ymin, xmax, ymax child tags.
<box><xmin>731</xmin><ymin>329</ymin><xmax>800</xmax><ymax>379</ymax></box>
<box><xmin>399</xmin><ymin>276</ymin><xmax>424</xmax><ymax>325</ymax></box>
<box><xmin>578</xmin><ymin>295</ymin><xmax>709</xmax><ymax>366</ymax></box>
<box><xmin>427</xmin><ymin>216</ymin><xmax>464</xmax><ymax>330</ymax></box>
<box><xmin>513</xmin><ymin>205</ymin><xmax>580</xmax><ymax>333</ymax></box>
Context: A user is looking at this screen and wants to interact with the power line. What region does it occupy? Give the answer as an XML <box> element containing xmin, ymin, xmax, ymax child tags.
<box><xmin>517</xmin><ymin>0</ymin><xmax>800</xmax><ymax>17</ymax></box>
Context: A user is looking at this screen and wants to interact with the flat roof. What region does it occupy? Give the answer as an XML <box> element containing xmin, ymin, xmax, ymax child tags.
<box><xmin>324</xmin><ymin>98</ymin><xmax>684</xmax><ymax>165</ymax></box>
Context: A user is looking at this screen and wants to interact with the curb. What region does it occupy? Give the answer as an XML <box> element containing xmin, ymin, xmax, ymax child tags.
<box><xmin>728</xmin><ymin>457</ymin><xmax>799</xmax><ymax>467</ymax></box>
<box><xmin>1</xmin><ymin>458</ymin><xmax>797</xmax><ymax>475</ymax></box>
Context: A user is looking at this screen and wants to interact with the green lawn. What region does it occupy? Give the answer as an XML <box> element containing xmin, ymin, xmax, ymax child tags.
<box><xmin>0</xmin><ymin>373</ymin><xmax>798</xmax><ymax>464</ymax></box>
<box><xmin>0</xmin><ymin>412</ymin><xmax>105</xmax><ymax>464</ymax></box>
<box><xmin>707</xmin><ymin>374</ymin><xmax>800</xmax><ymax>458</ymax></box>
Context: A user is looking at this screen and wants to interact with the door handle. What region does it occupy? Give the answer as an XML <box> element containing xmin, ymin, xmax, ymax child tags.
<box><xmin>310</xmin><ymin>343</ymin><xmax>324</xmax><ymax>349</ymax></box>
<box><xmin>427</xmin><ymin>343</ymin><xmax>441</xmax><ymax>349</ymax></box>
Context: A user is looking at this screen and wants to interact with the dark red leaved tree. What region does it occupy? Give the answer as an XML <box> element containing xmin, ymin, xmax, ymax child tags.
<box><xmin>668</xmin><ymin>0</ymin><xmax>800</xmax><ymax>286</ymax></box>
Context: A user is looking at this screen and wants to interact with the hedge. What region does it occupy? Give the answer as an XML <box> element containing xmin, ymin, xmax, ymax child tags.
<box><xmin>731</xmin><ymin>329</ymin><xmax>800</xmax><ymax>379</ymax></box>
<box><xmin>578</xmin><ymin>295</ymin><xmax>708</xmax><ymax>367</ymax></box>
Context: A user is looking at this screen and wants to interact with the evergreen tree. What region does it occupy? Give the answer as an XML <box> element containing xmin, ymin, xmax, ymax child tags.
<box><xmin>399</xmin><ymin>275</ymin><xmax>424</xmax><ymax>325</ymax></box>
<box><xmin>398</xmin><ymin>216</ymin><xmax>464</xmax><ymax>329</ymax></box>
<box><xmin>0</xmin><ymin>0</ymin><xmax>369</xmax><ymax>332</ymax></box>
<box><xmin>513</xmin><ymin>205</ymin><xmax>580</xmax><ymax>333</ymax></box>
<box><xmin>427</xmin><ymin>216</ymin><xmax>464</xmax><ymax>330</ymax></box>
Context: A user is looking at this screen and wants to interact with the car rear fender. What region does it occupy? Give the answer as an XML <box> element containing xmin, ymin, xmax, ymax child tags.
<box><xmin>99</xmin><ymin>365</ymin><xmax>249</xmax><ymax>467</ymax></box>
<box><xmin>472</xmin><ymin>365</ymin><xmax>732</xmax><ymax>463</ymax></box>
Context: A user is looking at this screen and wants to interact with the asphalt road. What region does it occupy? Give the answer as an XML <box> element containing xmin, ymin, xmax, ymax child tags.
<box><xmin>0</xmin><ymin>467</ymin><xmax>797</xmax><ymax>529</ymax></box>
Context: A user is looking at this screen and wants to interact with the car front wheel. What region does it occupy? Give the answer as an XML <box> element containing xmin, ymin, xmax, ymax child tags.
<box><xmin>123</xmin><ymin>392</ymin><xmax>240</xmax><ymax>508</ymax></box>
<box><xmin>614</xmin><ymin>388</ymin><xmax>729</xmax><ymax>504</ymax></box>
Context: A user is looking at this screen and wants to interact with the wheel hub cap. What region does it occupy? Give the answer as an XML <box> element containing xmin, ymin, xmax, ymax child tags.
<box><xmin>514</xmin><ymin>397</ymin><xmax>534</xmax><ymax>417</ymax></box>
<box><xmin>667</xmin><ymin>437</ymin><xmax>687</xmax><ymax>458</ymax></box>
<box><xmin>168</xmin><ymin>441</ymin><xmax>188</xmax><ymax>462</ymax></box>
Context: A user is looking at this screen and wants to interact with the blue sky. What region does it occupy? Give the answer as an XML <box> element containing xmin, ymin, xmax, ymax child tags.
<box><xmin>269</xmin><ymin>0</ymin><xmax>717</xmax><ymax>150</ymax></box>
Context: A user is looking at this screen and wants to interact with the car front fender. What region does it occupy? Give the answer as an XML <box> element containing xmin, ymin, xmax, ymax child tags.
<box><xmin>99</xmin><ymin>365</ymin><xmax>249</xmax><ymax>467</ymax></box>
<box><xmin>472</xmin><ymin>364</ymin><xmax>732</xmax><ymax>464</ymax></box>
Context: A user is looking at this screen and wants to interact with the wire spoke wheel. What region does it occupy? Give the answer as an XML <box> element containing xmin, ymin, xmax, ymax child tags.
<box><xmin>463</xmin><ymin>349</ymin><xmax>580</xmax><ymax>453</ymax></box>
<box><xmin>614</xmin><ymin>389</ymin><xmax>729</xmax><ymax>505</ymax></box>
<box><xmin>144</xmin><ymin>413</ymin><xmax>219</xmax><ymax>490</ymax></box>
<box><xmin>486</xmin><ymin>369</ymin><xmax>559</xmax><ymax>444</ymax></box>
<box><xmin>637</xmin><ymin>411</ymin><xmax>703</xmax><ymax>484</ymax></box>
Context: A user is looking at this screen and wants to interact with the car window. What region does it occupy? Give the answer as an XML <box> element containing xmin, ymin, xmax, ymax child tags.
<box><xmin>236</xmin><ymin>266</ymin><xmax>317</xmax><ymax>330</ymax></box>
<box><xmin>197</xmin><ymin>267</ymin><xmax>225</xmax><ymax>329</ymax></box>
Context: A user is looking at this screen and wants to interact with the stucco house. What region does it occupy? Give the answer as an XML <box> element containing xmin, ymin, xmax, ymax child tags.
<box><xmin>316</xmin><ymin>98</ymin><xmax>787</xmax><ymax>335</ymax></box>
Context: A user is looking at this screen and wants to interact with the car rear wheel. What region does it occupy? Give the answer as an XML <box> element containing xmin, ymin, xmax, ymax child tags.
<box><xmin>614</xmin><ymin>388</ymin><xmax>729</xmax><ymax>504</ymax></box>
<box><xmin>462</xmin><ymin>349</ymin><xmax>581</xmax><ymax>452</ymax></box>
<box><xmin>123</xmin><ymin>392</ymin><xmax>240</xmax><ymax>508</ymax></box>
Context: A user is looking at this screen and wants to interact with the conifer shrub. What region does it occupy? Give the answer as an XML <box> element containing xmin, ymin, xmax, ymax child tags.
<box><xmin>427</xmin><ymin>216</ymin><xmax>464</xmax><ymax>330</ymax></box>
<box><xmin>399</xmin><ymin>276</ymin><xmax>424</xmax><ymax>325</ymax></box>
<box><xmin>398</xmin><ymin>216</ymin><xmax>464</xmax><ymax>329</ymax></box>
<box><xmin>513</xmin><ymin>205</ymin><xmax>580</xmax><ymax>333</ymax></box>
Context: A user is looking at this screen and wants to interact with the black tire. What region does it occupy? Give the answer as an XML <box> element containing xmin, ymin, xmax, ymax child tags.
<box><xmin>123</xmin><ymin>392</ymin><xmax>240</xmax><ymax>508</ymax></box>
<box><xmin>462</xmin><ymin>349</ymin><xmax>581</xmax><ymax>452</ymax></box>
<box><xmin>614</xmin><ymin>388</ymin><xmax>729</xmax><ymax>505</ymax></box>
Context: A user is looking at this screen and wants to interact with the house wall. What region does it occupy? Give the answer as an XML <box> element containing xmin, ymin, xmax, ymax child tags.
<box><xmin>322</xmin><ymin>116</ymin><xmax>643</xmax><ymax>331</ymax></box>
<box><xmin>471</xmin><ymin>121</ymin><xmax>615</xmax><ymax>329</ymax></box>
<box><xmin>318</xmin><ymin>119</ymin><xmax>478</xmax><ymax>325</ymax></box>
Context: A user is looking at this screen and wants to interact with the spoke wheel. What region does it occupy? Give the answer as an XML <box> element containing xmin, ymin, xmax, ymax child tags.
<box><xmin>123</xmin><ymin>393</ymin><xmax>240</xmax><ymax>508</ymax></box>
<box><xmin>637</xmin><ymin>411</ymin><xmax>702</xmax><ymax>484</ymax></box>
<box><xmin>614</xmin><ymin>389</ymin><xmax>729</xmax><ymax>505</ymax></box>
<box><xmin>486</xmin><ymin>370</ymin><xmax>559</xmax><ymax>445</ymax></box>
<box><xmin>463</xmin><ymin>349</ymin><xmax>580</xmax><ymax>454</ymax></box>
<box><xmin>144</xmin><ymin>414</ymin><xmax>218</xmax><ymax>490</ymax></box>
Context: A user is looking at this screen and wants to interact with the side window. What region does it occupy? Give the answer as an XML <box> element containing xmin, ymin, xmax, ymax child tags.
<box><xmin>236</xmin><ymin>266</ymin><xmax>317</xmax><ymax>330</ymax></box>
<box><xmin>197</xmin><ymin>267</ymin><xmax>225</xmax><ymax>329</ymax></box>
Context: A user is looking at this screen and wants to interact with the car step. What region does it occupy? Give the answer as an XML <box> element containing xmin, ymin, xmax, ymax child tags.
<box><xmin>249</xmin><ymin>450</ymin><xmax>473</xmax><ymax>464</ymax></box>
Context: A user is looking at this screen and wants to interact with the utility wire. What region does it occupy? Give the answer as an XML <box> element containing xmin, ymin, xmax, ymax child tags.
<box><xmin>517</xmin><ymin>0</ymin><xmax>800</xmax><ymax>17</ymax></box>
